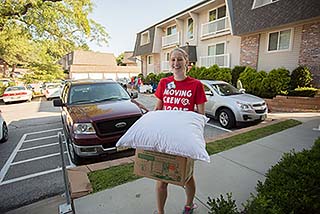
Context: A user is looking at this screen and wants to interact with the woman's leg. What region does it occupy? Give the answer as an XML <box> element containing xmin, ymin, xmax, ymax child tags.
<box><xmin>184</xmin><ymin>176</ymin><xmax>196</xmax><ymax>207</ymax></box>
<box><xmin>156</xmin><ymin>181</ymin><xmax>168</xmax><ymax>214</ymax></box>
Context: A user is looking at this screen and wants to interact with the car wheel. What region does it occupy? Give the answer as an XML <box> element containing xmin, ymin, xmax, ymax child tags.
<box><xmin>0</xmin><ymin>122</ymin><xmax>8</xmax><ymax>143</ymax></box>
<box><xmin>218</xmin><ymin>108</ymin><xmax>235</xmax><ymax>129</ymax></box>
<box><xmin>66</xmin><ymin>137</ymin><xmax>82</xmax><ymax>165</ymax></box>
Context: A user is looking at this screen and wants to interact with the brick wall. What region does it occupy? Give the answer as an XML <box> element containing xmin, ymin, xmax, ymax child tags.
<box><xmin>265</xmin><ymin>96</ymin><xmax>320</xmax><ymax>112</ymax></box>
<box><xmin>240</xmin><ymin>34</ymin><xmax>260</xmax><ymax>69</ymax></box>
<box><xmin>299</xmin><ymin>21</ymin><xmax>320</xmax><ymax>87</ymax></box>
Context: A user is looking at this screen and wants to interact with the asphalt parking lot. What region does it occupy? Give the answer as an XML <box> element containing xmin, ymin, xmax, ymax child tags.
<box><xmin>0</xmin><ymin>94</ymin><xmax>233</xmax><ymax>212</ymax></box>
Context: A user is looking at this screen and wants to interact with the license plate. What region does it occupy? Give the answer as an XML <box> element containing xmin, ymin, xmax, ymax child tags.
<box><xmin>261</xmin><ymin>115</ymin><xmax>266</xmax><ymax>120</ymax></box>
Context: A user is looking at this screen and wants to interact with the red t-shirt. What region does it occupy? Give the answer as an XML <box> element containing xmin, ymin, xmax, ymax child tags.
<box><xmin>155</xmin><ymin>76</ymin><xmax>207</xmax><ymax>111</ymax></box>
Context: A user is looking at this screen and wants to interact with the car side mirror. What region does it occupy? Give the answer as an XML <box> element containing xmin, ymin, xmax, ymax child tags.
<box><xmin>53</xmin><ymin>98</ymin><xmax>64</xmax><ymax>107</ymax></box>
<box><xmin>239</xmin><ymin>88</ymin><xmax>246</xmax><ymax>93</ymax></box>
<box><xmin>131</xmin><ymin>91</ymin><xmax>138</xmax><ymax>99</ymax></box>
<box><xmin>205</xmin><ymin>91</ymin><xmax>213</xmax><ymax>96</ymax></box>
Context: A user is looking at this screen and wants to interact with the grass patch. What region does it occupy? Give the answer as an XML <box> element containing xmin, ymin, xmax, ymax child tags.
<box><xmin>206</xmin><ymin>119</ymin><xmax>301</xmax><ymax>155</ymax></box>
<box><xmin>88</xmin><ymin>119</ymin><xmax>301</xmax><ymax>193</ymax></box>
<box><xmin>88</xmin><ymin>163</ymin><xmax>141</xmax><ymax>193</ymax></box>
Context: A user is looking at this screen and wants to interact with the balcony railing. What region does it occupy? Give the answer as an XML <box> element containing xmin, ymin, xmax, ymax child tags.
<box><xmin>161</xmin><ymin>61</ymin><xmax>170</xmax><ymax>71</ymax></box>
<box><xmin>199</xmin><ymin>54</ymin><xmax>230</xmax><ymax>68</ymax></box>
<box><xmin>201</xmin><ymin>17</ymin><xmax>230</xmax><ymax>37</ymax></box>
<box><xmin>162</xmin><ymin>32</ymin><xmax>180</xmax><ymax>47</ymax></box>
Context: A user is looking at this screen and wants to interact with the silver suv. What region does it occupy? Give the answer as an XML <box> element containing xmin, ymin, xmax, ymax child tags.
<box><xmin>201</xmin><ymin>80</ymin><xmax>267</xmax><ymax>129</ymax></box>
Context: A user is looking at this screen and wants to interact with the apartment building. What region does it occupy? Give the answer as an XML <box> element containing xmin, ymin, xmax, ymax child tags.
<box><xmin>229</xmin><ymin>0</ymin><xmax>320</xmax><ymax>86</ymax></box>
<box><xmin>59</xmin><ymin>50</ymin><xmax>140</xmax><ymax>80</ymax></box>
<box><xmin>132</xmin><ymin>0</ymin><xmax>320</xmax><ymax>86</ymax></box>
<box><xmin>133</xmin><ymin>0</ymin><xmax>240</xmax><ymax>76</ymax></box>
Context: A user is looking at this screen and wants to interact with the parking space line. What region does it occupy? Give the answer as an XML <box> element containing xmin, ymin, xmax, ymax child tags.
<box><xmin>0</xmin><ymin>134</ymin><xmax>27</xmax><ymax>183</ymax></box>
<box><xmin>205</xmin><ymin>123</ymin><xmax>232</xmax><ymax>132</ymax></box>
<box><xmin>11</xmin><ymin>152</ymin><xmax>67</xmax><ymax>166</ymax></box>
<box><xmin>26</xmin><ymin>128</ymin><xmax>62</xmax><ymax>136</ymax></box>
<box><xmin>0</xmin><ymin>130</ymin><xmax>74</xmax><ymax>186</ymax></box>
<box><xmin>0</xmin><ymin>165</ymin><xmax>73</xmax><ymax>186</ymax></box>
<box><xmin>24</xmin><ymin>135</ymin><xmax>58</xmax><ymax>143</ymax></box>
<box><xmin>18</xmin><ymin>142</ymin><xmax>60</xmax><ymax>152</ymax></box>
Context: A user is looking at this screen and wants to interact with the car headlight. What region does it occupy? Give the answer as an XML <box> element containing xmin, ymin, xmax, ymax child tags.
<box><xmin>73</xmin><ymin>123</ymin><xmax>96</xmax><ymax>134</ymax></box>
<box><xmin>236</xmin><ymin>102</ymin><xmax>252</xmax><ymax>111</ymax></box>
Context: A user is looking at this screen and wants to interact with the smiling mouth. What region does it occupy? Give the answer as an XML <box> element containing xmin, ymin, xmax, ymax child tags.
<box><xmin>172</xmin><ymin>66</ymin><xmax>181</xmax><ymax>69</ymax></box>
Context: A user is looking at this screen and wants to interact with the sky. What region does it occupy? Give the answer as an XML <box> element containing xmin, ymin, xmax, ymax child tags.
<box><xmin>88</xmin><ymin>0</ymin><xmax>200</xmax><ymax>56</ymax></box>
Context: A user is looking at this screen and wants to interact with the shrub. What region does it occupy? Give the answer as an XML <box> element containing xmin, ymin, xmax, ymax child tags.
<box><xmin>214</xmin><ymin>68</ymin><xmax>232</xmax><ymax>83</ymax></box>
<box><xmin>156</xmin><ymin>72</ymin><xmax>172</xmax><ymax>83</ymax></box>
<box><xmin>290</xmin><ymin>66</ymin><xmax>313</xmax><ymax>89</ymax></box>
<box><xmin>231</xmin><ymin>66</ymin><xmax>247</xmax><ymax>87</ymax></box>
<box><xmin>144</xmin><ymin>73</ymin><xmax>157</xmax><ymax>84</ymax></box>
<box><xmin>244</xmin><ymin>138</ymin><xmax>320</xmax><ymax>214</ymax></box>
<box><xmin>207</xmin><ymin>193</ymin><xmax>240</xmax><ymax>214</ymax></box>
<box><xmin>201</xmin><ymin>64</ymin><xmax>220</xmax><ymax>80</ymax></box>
<box><xmin>239</xmin><ymin>67</ymin><xmax>267</xmax><ymax>97</ymax></box>
<box><xmin>287</xmin><ymin>87</ymin><xmax>318</xmax><ymax>97</ymax></box>
<box><xmin>187</xmin><ymin>66</ymin><xmax>198</xmax><ymax>79</ymax></box>
<box><xmin>260</xmin><ymin>68</ymin><xmax>291</xmax><ymax>98</ymax></box>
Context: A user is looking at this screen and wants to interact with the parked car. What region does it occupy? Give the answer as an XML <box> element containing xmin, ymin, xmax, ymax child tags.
<box><xmin>201</xmin><ymin>80</ymin><xmax>268</xmax><ymax>129</ymax></box>
<box><xmin>0</xmin><ymin>110</ymin><xmax>8</xmax><ymax>143</ymax></box>
<box><xmin>2</xmin><ymin>86</ymin><xmax>33</xmax><ymax>104</ymax></box>
<box><xmin>116</xmin><ymin>77</ymin><xmax>130</xmax><ymax>90</ymax></box>
<box><xmin>43</xmin><ymin>83</ymin><xmax>62</xmax><ymax>100</ymax></box>
<box><xmin>53</xmin><ymin>79</ymin><xmax>147</xmax><ymax>165</ymax></box>
<box><xmin>0</xmin><ymin>79</ymin><xmax>12</xmax><ymax>86</ymax></box>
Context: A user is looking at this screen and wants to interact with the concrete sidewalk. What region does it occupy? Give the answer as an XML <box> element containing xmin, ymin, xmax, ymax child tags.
<box><xmin>73</xmin><ymin>116</ymin><xmax>320</xmax><ymax>214</ymax></box>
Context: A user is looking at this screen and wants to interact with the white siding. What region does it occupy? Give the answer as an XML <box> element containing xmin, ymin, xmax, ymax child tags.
<box><xmin>257</xmin><ymin>25</ymin><xmax>302</xmax><ymax>72</ymax></box>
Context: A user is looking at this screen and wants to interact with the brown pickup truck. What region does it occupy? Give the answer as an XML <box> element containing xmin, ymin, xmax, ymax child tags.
<box><xmin>53</xmin><ymin>79</ymin><xmax>147</xmax><ymax>165</ymax></box>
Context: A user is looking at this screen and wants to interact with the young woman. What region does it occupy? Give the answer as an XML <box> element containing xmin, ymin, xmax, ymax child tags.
<box><xmin>154</xmin><ymin>48</ymin><xmax>207</xmax><ymax>214</ymax></box>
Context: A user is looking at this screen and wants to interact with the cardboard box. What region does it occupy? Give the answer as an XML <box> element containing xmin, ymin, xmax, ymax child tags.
<box><xmin>134</xmin><ymin>149</ymin><xmax>194</xmax><ymax>186</ymax></box>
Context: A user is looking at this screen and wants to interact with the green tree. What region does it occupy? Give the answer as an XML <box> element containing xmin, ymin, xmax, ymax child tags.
<box><xmin>0</xmin><ymin>0</ymin><xmax>109</xmax><ymax>79</ymax></box>
<box><xmin>116</xmin><ymin>53</ymin><xmax>125</xmax><ymax>66</ymax></box>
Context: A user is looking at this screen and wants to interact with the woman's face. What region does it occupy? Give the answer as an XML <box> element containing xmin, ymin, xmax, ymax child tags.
<box><xmin>170</xmin><ymin>50</ymin><xmax>188</xmax><ymax>76</ymax></box>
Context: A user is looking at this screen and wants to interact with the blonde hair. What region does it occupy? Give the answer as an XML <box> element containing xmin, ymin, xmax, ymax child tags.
<box><xmin>169</xmin><ymin>47</ymin><xmax>189</xmax><ymax>61</ymax></box>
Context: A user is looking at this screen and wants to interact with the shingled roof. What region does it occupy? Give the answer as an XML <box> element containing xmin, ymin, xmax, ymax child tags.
<box><xmin>227</xmin><ymin>0</ymin><xmax>320</xmax><ymax>35</ymax></box>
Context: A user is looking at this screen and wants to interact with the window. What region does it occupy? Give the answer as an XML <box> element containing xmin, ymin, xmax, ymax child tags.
<box><xmin>268</xmin><ymin>29</ymin><xmax>291</xmax><ymax>52</ymax></box>
<box><xmin>252</xmin><ymin>0</ymin><xmax>277</xmax><ymax>9</ymax></box>
<box><xmin>209</xmin><ymin>5</ymin><xmax>226</xmax><ymax>22</ymax></box>
<box><xmin>167</xmin><ymin>25</ymin><xmax>177</xmax><ymax>36</ymax></box>
<box><xmin>147</xmin><ymin>55</ymin><xmax>153</xmax><ymax>64</ymax></box>
<box><xmin>187</xmin><ymin>18</ymin><xmax>194</xmax><ymax>40</ymax></box>
<box><xmin>208</xmin><ymin>43</ymin><xmax>225</xmax><ymax>56</ymax></box>
<box><xmin>165</xmin><ymin>53</ymin><xmax>170</xmax><ymax>61</ymax></box>
<box><xmin>141</xmin><ymin>31</ymin><xmax>150</xmax><ymax>45</ymax></box>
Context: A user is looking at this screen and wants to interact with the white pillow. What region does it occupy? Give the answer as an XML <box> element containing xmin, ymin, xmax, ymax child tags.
<box><xmin>116</xmin><ymin>110</ymin><xmax>210</xmax><ymax>162</ymax></box>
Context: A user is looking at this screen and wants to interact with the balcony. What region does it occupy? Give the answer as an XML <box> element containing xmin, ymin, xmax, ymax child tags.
<box><xmin>161</xmin><ymin>61</ymin><xmax>170</xmax><ymax>71</ymax></box>
<box><xmin>162</xmin><ymin>32</ymin><xmax>180</xmax><ymax>48</ymax></box>
<box><xmin>199</xmin><ymin>54</ymin><xmax>230</xmax><ymax>68</ymax></box>
<box><xmin>201</xmin><ymin>17</ymin><xmax>230</xmax><ymax>38</ymax></box>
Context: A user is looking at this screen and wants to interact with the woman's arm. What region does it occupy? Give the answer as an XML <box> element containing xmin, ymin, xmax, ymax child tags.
<box><xmin>196</xmin><ymin>103</ymin><xmax>205</xmax><ymax>115</ymax></box>
<box><xmin>154</xmin><ymin>98</ymin><xmax>163</xmax><ymax>111</ymax></box>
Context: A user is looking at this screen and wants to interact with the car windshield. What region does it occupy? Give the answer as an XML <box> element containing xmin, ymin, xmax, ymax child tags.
<box><xmin>6</xmin><ymin>86</ymin><xmax>26</xmax><ymax>91</ymax></box>
<box><xmin>211</xmin><ymin>83</ymin><xmax>242</xmax><ymax>96</ymax></box>
<box><xmin>69</xmin><ymin>82</ymin><xmax>131</xmax><ymax>104</ymax></box>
